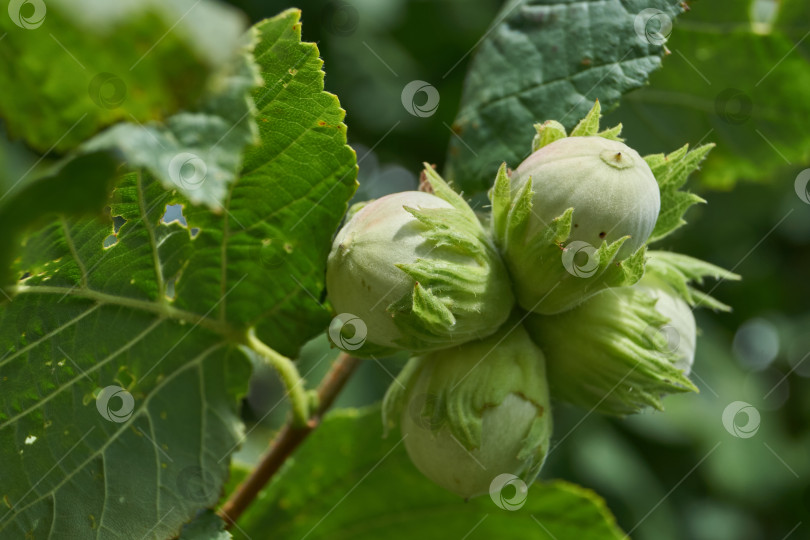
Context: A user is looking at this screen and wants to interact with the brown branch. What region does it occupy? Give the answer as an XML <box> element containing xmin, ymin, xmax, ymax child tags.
<box><xmin>218</xmin><ymin>352</ymin><xmax>361</xmax><ymax>528</ymax></box>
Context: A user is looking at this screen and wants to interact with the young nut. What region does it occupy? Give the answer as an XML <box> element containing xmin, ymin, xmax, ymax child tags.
<box><xmin>525</xmin><ymin>285</ymin><xmax>697</xmax><ymax>416</ymax></box>
<box><xmin>326</xmin><ymin>165</ymin><xmax>514</xmax><ymax>356</ymax></box>
<box><xmin>490</xmin><ymin>136</ymin><xmax>660</xmax><ymax>314</ymax></box>
<box><xmin>636</xmin><ymin>275</ymin><xmax>697</xmax><ymax>375</ymax></box>
<box><xmin>383</xmin><ymin>323</ymin><xmax>552</xmax><ymax>498</ymax></box>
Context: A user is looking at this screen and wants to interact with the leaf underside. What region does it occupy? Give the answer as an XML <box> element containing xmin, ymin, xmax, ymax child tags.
<box><xmin>80</xmin><ymin>32</ymin><xmax>262</xmax><ymax>209</ymax></box>
<box><xmin>445</xmin><ymin>0</ymin><xmax>684</xmax><ymax>195</ymax></box>
<box><xmin>0</xmin><ymin>152</ymin><xmax>119</xmax><ymax>290</ymax></box>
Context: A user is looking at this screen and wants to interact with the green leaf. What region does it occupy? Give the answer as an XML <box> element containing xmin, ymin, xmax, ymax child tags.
<box><xmin>445</xmin><ymin>0</ymin><xmax>685</xmax><ymax>194</ymax></box>
<box><xmin>233</xmin><ymin>406</ymin><xmax>626</xmax><ymax>540</ymax></box>
<box><xmin>81</xmin><ymin>31</ymin><xmax>262</xmax><ymax>209</ymax></box>
<box><xmin>0</xmin><ymin>9</ymin><xmax>357</xmax><ymax>538</ymax></box>
<box><xmin>0</xmin><ymin>173</ymin><xmax>253</xmax><ymax>539</ymax></box>
<box><xmin>607</xmin><ymin>0</ymin><xmax>810</xmax><ymax>188</ymax></box>
<box><xmin>0</xmin><ymin>26</ymin><xmax>261</xmax><ymax>286</ymax></box>
<box><xmin>180</xmin><ymin>8</ymin><xmax>357</xmax><ymax>356</ymax></box>
<box><xmin>0</xmin><ymin>150</ymin><xmax>118</xmax><ymax>291</ymax></box>
<box><xmin>0</xmin><ymin>0</ymin><xmax>248</xmax><ymax>153</ymax></box>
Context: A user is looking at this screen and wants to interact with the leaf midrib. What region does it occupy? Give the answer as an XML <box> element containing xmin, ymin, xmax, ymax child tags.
<box><xmin>61</xmin><ymin>218</ymin><xmax>89</xmax><ymax>289</ymax></box>
<box><xmin>137</xmin><ymin>172</ymin><xmax>166</xmax><ymax>301</ymax></box>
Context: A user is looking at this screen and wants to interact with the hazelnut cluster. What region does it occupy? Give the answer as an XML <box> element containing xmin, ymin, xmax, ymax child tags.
<box><xmin>325</xmin><ymin>102</ymin><xmax>737</xmax><ymax>498</ymax></box>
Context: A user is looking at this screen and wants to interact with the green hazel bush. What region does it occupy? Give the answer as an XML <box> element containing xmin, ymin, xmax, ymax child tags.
<box><xmin>7</xmin><ymin>2</ymin><xmax>789</xmax><ymax>536</ymax></box>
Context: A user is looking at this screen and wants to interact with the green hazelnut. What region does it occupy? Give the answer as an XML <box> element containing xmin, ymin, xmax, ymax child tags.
<box><xmin>490</xmin><ymin>134</ymin><xmax>658</xmax><ymax>314</ymax></box>
<box><xmin>383</xmin><ymin>323</ymin><xmax>552</xmax><ymax>498</ymax></box>
<box><xmin>637</xmin><ymin>276</ymin><xmax>697</xmax><ymax>375</ymax></box>
<box><xmin>400</xmin><ymin>393</ymin><xmax>538</xmax><ymax>499</ymax></box>
<box><xmin>514</xmin><ymin>136</ymin><xmax>660</xmax><ymax>258</ymax></box>
<box><xmin>525</xmin><ymin>286</ymin><xmax>697</xmax><ymax>415</ymax></box>
<box><xmin>326</xmin><ymin>165</ymin><xmax>514</xmax><ymax>355</ymax></box>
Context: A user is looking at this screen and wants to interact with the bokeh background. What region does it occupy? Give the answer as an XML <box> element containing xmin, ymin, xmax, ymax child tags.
<box><xmin>225</xmin><ymin>1</ymin><xmax>807</xmax><ymax>539</ymax></box>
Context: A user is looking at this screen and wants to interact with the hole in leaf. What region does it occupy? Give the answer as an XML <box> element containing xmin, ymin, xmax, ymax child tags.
<box><xmin>113</xmin><ymin>215</ymin><xmax>127</xmax><ymax>234</ymax></box>
<box><xmin>190</xmin><ymin>227</ymin><xmax>200</xmax><ymax>238</ymax></box>
<box><xmin>162</xmin><ymin>204</ymin><xmax>187</xmax><ymax>226</ymax></box>
<box><xmin>103</xmin><ymin>234</ymin><xmax>118</xmax><ymax>248</ymax></box>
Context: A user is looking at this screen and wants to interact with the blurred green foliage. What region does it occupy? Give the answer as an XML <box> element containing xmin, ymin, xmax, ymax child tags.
<box><xmin>607</xmin><ymin>0</ymin><xmax>810</xmax><ymax>188</ymax></box>
<box><xmin>0</xmin><ymin>0</ymin><xmax>248</xmax><ymax>152</ymax></box>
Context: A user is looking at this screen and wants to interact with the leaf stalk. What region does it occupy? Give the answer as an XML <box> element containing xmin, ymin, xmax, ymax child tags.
<box><xmin>245</xmin><ymin>329</ymin><xmax>311</xmax><ymax>427</ymax></box>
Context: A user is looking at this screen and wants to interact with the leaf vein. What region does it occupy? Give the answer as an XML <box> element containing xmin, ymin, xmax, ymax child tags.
<box><xmin>61</xmin><ymin>218</ymin><xmax>88</xmax><ymax>288</ymax></box>
<box><xmin>1</xmin><ymin>343</ymin><xmax>228</xmax><ymax>524</ymax></box>
<box><xmin>137</xmin><ymin>172</ymin><xmax>165</xmax><ymax>300</ymax></box>
<box><xmin>0</xmin><ymin>304</ymin><xmax>102</xmax><ymax>368</ymax></box>
<box><xmin>0</xmin><ymin>318</ymin><xmax>163</xmax><ymax>430</ymax></box>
